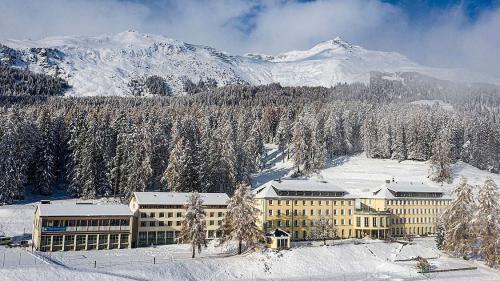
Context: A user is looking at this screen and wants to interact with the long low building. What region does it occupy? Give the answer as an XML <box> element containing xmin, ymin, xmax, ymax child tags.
<box><xmin>33</xmin><ymin>203</ymin><xmax>133</xmax><ymax>251</ymax></box>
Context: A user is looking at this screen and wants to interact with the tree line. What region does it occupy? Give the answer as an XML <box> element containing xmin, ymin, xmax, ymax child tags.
<box><xmin>0</xmin><ymin>82</ymin><xmax>499</xmax><ymax>204</ymax></box>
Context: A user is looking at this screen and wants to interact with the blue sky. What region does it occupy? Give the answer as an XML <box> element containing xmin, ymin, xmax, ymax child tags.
<box><xmin>1</xmin><ymin>0</ymin><xmax>499</xmax><ymax>76</ymax></box>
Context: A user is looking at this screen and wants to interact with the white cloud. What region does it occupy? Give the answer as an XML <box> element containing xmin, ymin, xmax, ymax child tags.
<box><xmin>0</xmin><ymin>0</ymin><xmax>499</xmax><ymax>77</ymax></box>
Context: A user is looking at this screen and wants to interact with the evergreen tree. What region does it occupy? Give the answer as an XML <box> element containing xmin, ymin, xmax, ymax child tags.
<box><xmin>180</xmin><ymin>192</ymin><xmax>206</xmax><ymax>258</ymax></box>
<box><xmin>220</xmin><ymin>183</ymin><xmax>262</xmax><ymax>254</ymax></box>
<box><xmin>443</xmin><ymin>177</ymin><xmax>475</xmax><ymax>257</ymax></box>
<box><xmin>472</xmin><ymin>178</ymin><xmax>499</xmax><ymax>267</ymax></box>
<box><xmin>32</xmin><ymin>110</ymin><xmax>56</xmax><ymax>195</ymax></box>
<box><xmin>429</xmin><ymin>129</ymin><xmax>453</xmax><ymax>184</ymax></box>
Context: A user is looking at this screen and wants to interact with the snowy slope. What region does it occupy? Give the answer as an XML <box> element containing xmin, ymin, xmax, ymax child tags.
<box><xmin>252</xmin><ymin>144</ymin><xmax>500</xmax><ymax>195</ymax></box>
<box><xmin>1</xmin><ymin>31</ymin><xmax>499</xmax><ymax>96</ymax></box>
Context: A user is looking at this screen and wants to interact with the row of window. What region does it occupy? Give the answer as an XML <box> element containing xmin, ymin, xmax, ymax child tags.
<box><xmin>138</xmin><ymin>230</ymin><xmax>221</xmax><ymax>246</ymax></box>
<box><xmin>391</xmin><ymin>226</ymin><xmax>436</xmax><ymax>236</ymax></box>
<box><xmin>268</xmin><ymin>208</ymin><xmax>353</xmax><ymax>217</ymax></box>
<box><xmin>41</xmin><ymin>218</ymin><xmax>129</xmax><ymax>228</ymax></box>
<box><xmin>392</xmin><ymin>217</ymin><xmax>436</xmax><ymax>224</ymax></box>
<box><xmin>355</xmin><ymin>217</ymin><xmax>389</xmax><ymax>228</ymax></box>
<box><xmin>139</xmin><ymin>211</ymin><xmax>224</xmax><ymax>219</ymax></box>
<box><xmin>39</xmin><ymin>233</ymin><xmax>129</xmax><ymax>251</ymax></box>
<box><xmin>268</xmin><ymin>199</ymin><xmax>353</xmax><ymax>206</ymax></box>
<box><xmin>386</xmin><ymin>199</ymin><xmax>450</xmax><ymax>206</ymax></box>
<box><xmin>266</xmin><ymin>218</ymin><xmax>352</xmax><ymax>228</ymax></box>
<box><xmin>276</xmin><ymin>191</ymin><xmax>346</xmax><ymax>197</ymax></box>
<box><xmin>391</xmin><ymin>208</ymin><xmax>442</xmax><ymax>215</ymax></box>
<box><xmin>139</xmin><ymin>204</ymin><xmax>226</xmax><ymax>209</ymax></box>
<box><xmin>139</xmin><ymin>220</ymin><xmax>223</xmax><ymax>227</ymax></box>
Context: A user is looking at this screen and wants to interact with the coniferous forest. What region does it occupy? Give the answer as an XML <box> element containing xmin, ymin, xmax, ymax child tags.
<box><xmin>0</xmin><ymin>77</ymin><xmax>499</xmax><ymax>204</ymax></box>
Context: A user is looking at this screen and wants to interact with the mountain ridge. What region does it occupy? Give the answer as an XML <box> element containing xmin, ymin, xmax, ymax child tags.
<box><xmin>1</xmin><ymin>30</ymin><xmax>498</xmax><ymax>96</ymax></box>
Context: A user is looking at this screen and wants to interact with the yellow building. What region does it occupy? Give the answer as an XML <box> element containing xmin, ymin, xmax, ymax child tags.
<box><xmin>255</xmin><ymin>179</ymin><xmax>452</xmax><ymax>243</ymax></box>
<box><xmin>254</xmin><ymin>179</ymin><xmax>356</xmax><ymax>240</ymax></box>
<box><xmin>33</xmin><ymin>203</ymin><xmax>133</xmax><ymax>252</ymax></box>
<box><xmin>359</xmin><ymin>180</ymin><xmax>452</xmax><ymax>238</ymax></box>
<box><xmin>129</xmin><ymin>192</ymin><xmax>229</xmax><ymax>247</ymax></box>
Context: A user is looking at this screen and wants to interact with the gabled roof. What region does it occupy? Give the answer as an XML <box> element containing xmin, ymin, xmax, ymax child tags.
<box><xmin>266</xmin><ymin>228</ymin><xmax>290</xmax><ymax>238</ymax></box>
<box><xmin>38</xmin><ymin>204</ymin><xmax>132</xmax><ymax>217</ymax></box>
<box><xmin>133</xmin><ymin>192</ymin><xmax>229</xmax><ymax>206</ymax></box>
<box><xmin>361</xmin><ymin>181</ymin><xmax>450</xmax><ymax>199</ymax></box>
<box><xmin>255</xmin><ymin>179</ymin><xmax>350</xmax><ymax>199</ymax></box>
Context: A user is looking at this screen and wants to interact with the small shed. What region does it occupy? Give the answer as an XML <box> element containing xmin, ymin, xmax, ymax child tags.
<box><xmin>265</xmin><ymin>229</ymin><xmax>290</xmax><ymax>250</ymax></box>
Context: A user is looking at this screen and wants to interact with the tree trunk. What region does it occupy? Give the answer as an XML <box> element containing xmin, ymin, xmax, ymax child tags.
<box><xmin>238</xmin><ymin>239</ymin><xmax>242</xmax><ymax>255</ymax></box>
<box><xmin>192</xmin><ymin>245</ymin><xmax>195</xmax><ymax>258</ymax></box>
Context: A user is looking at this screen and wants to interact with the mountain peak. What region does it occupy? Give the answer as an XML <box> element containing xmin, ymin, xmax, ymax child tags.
<box><xmin>312</xmin><ymin>36</ymin><xmax>353</xmax><ymax>51</ymax></box>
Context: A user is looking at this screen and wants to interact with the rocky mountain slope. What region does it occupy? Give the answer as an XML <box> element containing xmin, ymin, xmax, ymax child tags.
<box><xmin>1</xmin><ymin>31</ymin><xmax>498</xmax><ymax>96</ymax></box>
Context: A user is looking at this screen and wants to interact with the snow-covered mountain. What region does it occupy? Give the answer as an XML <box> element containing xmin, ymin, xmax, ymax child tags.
<box><xmin>1</xmin><ymin>31</ymin><xmax>498</xmax><ymax>96</ymax></box>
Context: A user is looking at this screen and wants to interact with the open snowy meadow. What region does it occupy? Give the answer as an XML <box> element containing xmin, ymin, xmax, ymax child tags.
<box><xmin>0</xmin><ymin>147</ymin><xmax>499</xmax><ymax>281</ymax></box>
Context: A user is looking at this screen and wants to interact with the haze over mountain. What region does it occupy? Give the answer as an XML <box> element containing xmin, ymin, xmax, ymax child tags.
<box><xmin>1</xmin><ymin>30</ymin><xmax>498</xmax><ymax>96</ymax></box>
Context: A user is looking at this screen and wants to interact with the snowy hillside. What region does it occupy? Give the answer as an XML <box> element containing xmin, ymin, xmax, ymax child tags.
<box><xmin>1</xmin><ymin>31</ymin><xmax>498</xmax><ymax>96</ymax></box>
<box><xmin>252</xmin><ymin>144</ymin><xmax>500</xmax><ymax>195</ymax></box>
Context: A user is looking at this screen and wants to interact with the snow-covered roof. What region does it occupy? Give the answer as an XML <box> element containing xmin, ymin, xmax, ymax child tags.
<box><xmin>361</xmin><ymin>181</ymin><xmax>451</xmax><ymax>199</ymax></box>
<box><xmin>38</xmin><ymin>204</ymin><xmax>132</xmax><ymax>217</ymax></box>
<box><xmin>133</xmin><ymin>192</ymin><xmax>229</xmax><ymax>206</ymax></box>
<box><xmin>266</xmin><ymin>229</ymin><xmax>290</xmax><ymax>238</ymax></box>
<box><xmin>255</xmin><ymin>179</ymin><xmax>350</xmax><ymax>199</ymax></box>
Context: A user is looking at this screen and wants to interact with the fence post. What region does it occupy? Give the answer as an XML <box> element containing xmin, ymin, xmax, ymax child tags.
<box><xmin>154</xmin><ymin>257</ymin><xmax>156</xmax><ymax>264</ymax></box>
<box><xmin>94</xmin><ymin>260</ymin><xmax>96</xmax><ymax>268</ymax></box>
<box><xmin>19</xmin><ymin>252</ymin><xmax>21</xmax><ymax>265</ymax></box>
<box><xmin>2</xmin><ymin>252</ymin><xmax>5</xmax><ymax>267</ymax></box>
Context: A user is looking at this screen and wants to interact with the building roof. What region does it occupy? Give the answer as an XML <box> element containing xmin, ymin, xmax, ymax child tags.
<box><xmin>133</xmin><ymin>192</ymin><xmax>229</xmax><ymax>206</ymax></box>
<box><xmin>255</xmin><ymin>179</ymin><xmax>351</xmax><ymax>199</ymax></box>
<box><xmin>38</xmin><ymin>204</ymin><xmax>132</xmax><ymax>217</ymax></box>
<box><xmin>361</xmin><ymin>181</ymin><xmax>451</xmax><ymax>199</ymax></box>
<box><xmin>266</xmin><ymin>228</ymin><xmax>290</xmax><ymax>238</ymax></box>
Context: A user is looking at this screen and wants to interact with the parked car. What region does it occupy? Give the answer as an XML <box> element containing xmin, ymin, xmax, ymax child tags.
<box><xmin>0</xmin><ymin>236</ymin><xmax>13</xmax><ymax>245</ymax></box>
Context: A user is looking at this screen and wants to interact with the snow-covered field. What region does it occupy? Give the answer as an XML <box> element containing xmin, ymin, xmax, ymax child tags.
<box><xmin>0</xmin><ymin>145</ymin><xmax>499</xmax><ymax>280</ymax></box>
<box><xmin>1</xmin><ymin>238</ymin><xmax>499</xmax><ymax>281</ymax></box>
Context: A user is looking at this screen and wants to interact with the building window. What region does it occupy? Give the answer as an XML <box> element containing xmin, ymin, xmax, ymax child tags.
<box><xmin>210</xmin><ymin>220</ymin><xmax>215</xmax><ymax>226</ymax></box>
<box><xmin>318</xmin><ymin>209</ymin><xmax>322</xmax><ymax>216</ymax></box>
<box><xmin>334</xmin><ymin>209</ymin><xmax>337</xmax><ymax>215</ymax></box>
<box><xmin>372</xmin><ymin>217</ymin><xmax>377</xmax><ymax>227</ymax></box>
<box><xmin>310</xmin><ymin>209</ymin><xmax>314</xmax><ymax>216</ymax></box>
<box><xmin>159</xmin><ymin>212</ymin><xmax>165</xmax><ymax>218</ymax></box>
<box><xmin>268</xmin><ymin>200</ymin><xmax>273</xmax><ymax>205</ymax></box>
<box><xmin>278</xmin><ymin>221</ymin><xmax>282</xmax><ymax>227</ymax></box>
<box><xmin>269</xmin><ymin>210</ymin><xmax>273</xmax><ymax>216</ymax></box>
<box><xmin>278</xmin><ymin>200</ymin><xmax>281</xmax><ymax>205</ymax></box>
<box><xmin>356</xmin><ymin>217</ymin><xmax>361</xmax><ymax>227</ymax></box>
<box><xmin>286</xmin><ymin>209</ymin><xmax>290</xmax><ymax>216</ymax></box>
<box><xmin>218</xmin><ymin>212</ymin><xmax>223</xmax><ymax>217</ymax></box>
<box><xmin>286</xmin><ymin>200</ymin><xmax>290</xmax><ymax>205</ymax></box>
<box><xmin>176</xmin><ymin>212</ymin><xmax>182</xmax><ymax>218</ymax></box>
<box><xmin>341</xmin><ymin>219</ymin><xmax>345</xmax><ymax>225</ymax></box>
<box><xmin>340</xmin><ymin>209</ymin><xmax>344</xmax><ymax>216</ymax></box>
<box><xmin>277</xmin><ymin>210</ymin><xmax>281</xmax><ymax>216</ymax></box>
<box><xmin>176</xmin><ymin>221</ymin><xmax>181</xmax><ymax>226</ymax></box>
<box><xmin>294</xmin><ymin>209</ymin><xmax>298</xmax><ymax>216</ymax></box>
<box><xmin>294</xmin><ymin>220</ymin><xmax>298</xmax><ymax>227</ymax></box>
<box><xmin>302</xmin><ymin>220</ymin><xmax>306</xmax><ymax>226</ymax></box>
<box><xmin>149</xmin><ymin>213</ymin><xmax>155</xmax><ymax>218</ymax></box>
<box><xmin>168</xmin><ymin>212</ymin><xmax>173</xmax><ymax>218</ymax></box>
<box><xmin>318</xmin><ymin>201</ymin><xmax>322</xmax><ymax>206</ymax></box>
<box><xmin>286</xmin><ymin>220</ymin><xmax>290</xmax><ymax>227</ymax></box>
<box><xmin>149</xmin><ymin>221</ymin><xmax>156</xmax><ymax>227</ymax></box>
<box><xmin>167</xmin><ymin>221</ymin><xmax>173</xmax><ymax>226</ymax></box>
<box><xmin>140</xmin><ymin>221</ymin><xmax>146</xmax><ymax>227</ymax></box>
<box><xmin>159</xmin><ymin>221</ymin><xmax>165</xmax><ymax>227</ymax></box>
<box><xmin>364</xmin><ymin>217</ymin><xmax>369</xmax><ymax>227</ymax></box>
<box><xmin>302</xmin><ymin>210</ymin><xmax>306</xmax><ymax>216</ymax></box>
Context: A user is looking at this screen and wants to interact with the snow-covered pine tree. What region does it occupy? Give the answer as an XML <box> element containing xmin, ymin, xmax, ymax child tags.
<box><xmin>32</xmin><ymin>110</ymin><xmax>56</xmax><ymax>195</ymax></box>
<box><xmin>291</xmin><ymin>113</ymin><xmax>310</xmax><ymax>174</ymax></box>
<box><xmin>472</xmin><ymin>178</ymin><xmax>499</xmax><ymax>267</ymax></box>
<box><xmin>163</xmin><ymin>136</ymin><xmax>184</xmax><ymax>192</ymax></box>
<box><xmin>429</xmin><ymin>129</ymin><xmax>453</xmax><ymax>184</ymax></box>
<box><xmin>180</xmin><ymin>192</ymin><xmax>206</xmax><ymax>258</ymax></box>
<box><xmin>443</xmin><ymin>177</ymin><xmax>475</xmax><ymax>257</ymax></box>
<box><xmin>0</xmin><ymin>111</ymin><xmax>35</xmax><ymax>203</ymax></box>
<box><xmin>310</xmin><ymin>216</ymin><xmax>336</xmax><ymax>245</ymax></box>
<box><xmin>220</xmin><ymin>183</ymin><xmax>262</xmax><ymax>254</ymax></box>
<box><xmin>275</xmin><ymin>111</ymin><xmax>292</xmax><ymax>161</ymax></box>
